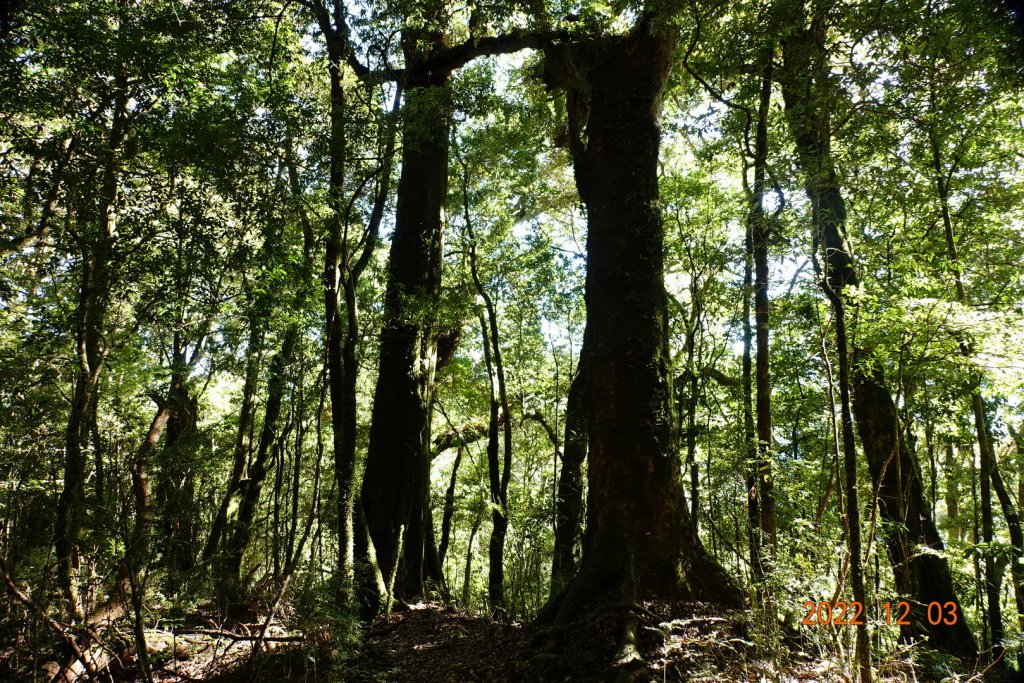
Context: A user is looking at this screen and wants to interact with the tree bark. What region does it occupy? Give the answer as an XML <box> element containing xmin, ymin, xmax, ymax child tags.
<box><xmin>359</xmin><ymin>12</ymin><xmax>451</xmax><ymax>614</ymax></box>
<box><xmin>55</xmin><ymin>82</ymin><xmax>127</xmax><ymax>621</ymax></box>
<box><xmin>539</xmin><ymin>17</ymin><xmax>741</xmax><ymax>645</ymax></box>
<box><xmin>550</xmin><ymin>363</ymin><xmax>586</xmax><ymax>599</ymax></box>
<box><xmin>750</xmin><ymin>48</ymin><xmax>776</xmax><ymax>549</ymax></box>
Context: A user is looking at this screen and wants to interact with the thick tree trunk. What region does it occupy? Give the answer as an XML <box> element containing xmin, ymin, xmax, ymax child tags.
<box><xmin>359</xmin><ymin>37</ymin><xmax>450</xmax><ymax>614</ymax></box>
<box><xmin>550</xmin><ymin>364</ymin><xmax>586</xmax><ymax>598</ymax></box>
<box><xmin>539</xmin><ymin>18</ymin><xmax>741</xmax><ymax>642</ymax></box>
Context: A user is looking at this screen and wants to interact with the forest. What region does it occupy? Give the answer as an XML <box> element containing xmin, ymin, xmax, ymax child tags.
<box><xmin>1</xmin><ymin>0</ymin><xmax>1023</xmax><ymax>681</ymax></box>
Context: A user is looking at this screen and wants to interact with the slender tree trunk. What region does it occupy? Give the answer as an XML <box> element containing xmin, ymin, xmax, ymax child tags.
<box><xmin>87</xmin><ymin>398</ymin><xmax>172</xmax><ymax>628</ymax></box>
<box><xmin>931</xmin><ymin>121</ymin><xmax>1005</xmax><ymax>664</ymax></box>
<box><xmin>539</xmin><ymin>20</ymin><xmax>741</xmax><ymax>653</ymax></box>
<box><xmin>550</xmin><ymin>364</ymin><xmax>586</xmax><ymax>598</ymax></box>
<box><xmin>202</xmin><ymin>314</ymin><xmax>262</xmax><ymax>564</ymax></box>
<box><xmin>477</xmin><ymin>311</ymin><xmax>506</xmax><ymax>614</ymax></box>
<box><xmin>462</xmin><ymin>513</ymin><xmax>482</xmax><ymax>607</ymax></box>
<box><xmin>943</xmin><ymin>443</ymin><xmax>962</xmax><ymax>544</ymax></box>
<box><xmin>974</xmin><ymin>392</ymin><xmax>1003</xmax><ymax>661</ymax></box>
<box><xmin>742</xmin><ymin>197</ymin><xmax>762</xmax><ymax>582</ymax></box>
<box><xmin>462</xmin><ymin>159</ymin><xmax>513</xmax><ymax>617</ymax></box>
<box><xmin>683</xmin><ymin>295</ymin><xmax>702</xmax><ymax>526</ymax></box>
<box><xmin>777</xmin><ymin>10</ymin><xmax>871</xmax><ymax>677</ymax></box>
<box><xmin>989</xmin><ymin>438</ymin><xmax>1024</xmax><ymax>670</ymax></box>
<box><xmin>321</xmin><ymin>27</ymin><xmax>356</xmax><ymax>606</ymax></box>
<box><xmin>750</xmin><ymin>48</ymin><xmax>776</xmax><ymax>549</ymax></box>
<box><xmin>437</xmin><ymin>444</ymin><xmax>463</xmax><ymax>566</ymax></box>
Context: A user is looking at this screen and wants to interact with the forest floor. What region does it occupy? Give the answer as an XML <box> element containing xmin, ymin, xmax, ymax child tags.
<box><xmin>140</xmin><ymin>600</ymin><xmax>923</xmax><ymax>683</ymax></box>
<box><xmin>2</xmin><ymin>600</ymin><xmax>980</xmax><ymax>682</ymax></box>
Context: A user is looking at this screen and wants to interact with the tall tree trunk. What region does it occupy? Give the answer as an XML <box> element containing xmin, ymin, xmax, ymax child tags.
<box><xmin>750</xmin><ymin>48</ymin><xmax>776</xmax><ymax>549</ymax></box>
<box><xmin>322</xmin><ymin>22</ymin><xmax>354</xmax><ymax>604</ymax></box>
<box><xmin>777</xmin><ymin>6</ymin><xmax>874</xmax><ymax>679</ymax></box>
<box><xmin>539</xmin><ymin>19</ymin><xmax>741</xmax><ymax>651</ymax></box>
<box><xmin>742</xmin><ymin>193</ymin><xmax>762</xmax><ymax>582</ymax></box>
<box><xmin>778</xmin><ymin>0</ymin><xmax>977</xmax><ymax>668</ymax></box>
<box><xmin>315</xmin><ymin>13</ymin><xmax>397</xmax><ymax>606</ymax></box>
<box><xmin>359</xmin><ymin>16</ymin><xmax>450</xmax><ymax>615</ymax></box>
<box><xmin>55</xmin><ymin>83</ymin><xmax>127</xmax><ymax>620</ymax></box>
<box><xmin>741</xmin><ymin>44</ymin><xmax>777</xmax><ymax>576</ymax></box>
<box><xmin>550</xmin><ymin>363</ymin><xmax>586</xmax><ymax>598</ymax></box>
<box><xmin>462</xmin><ymin>159</ymin><xmax>513</xmax><ymax>617</ymax></box>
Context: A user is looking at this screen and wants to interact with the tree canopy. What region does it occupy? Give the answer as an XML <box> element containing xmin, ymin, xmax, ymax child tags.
<box><xmin>1</xmin><ymin>0</ymin><xmax>1023</xmax><ymax>681</ymax></box>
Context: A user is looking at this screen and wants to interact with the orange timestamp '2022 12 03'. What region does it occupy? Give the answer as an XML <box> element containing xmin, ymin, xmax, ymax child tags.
<box><xmin>800</xmin><ymin>600</ymin><xmax>961</xmax><ymax>627</ymax></box>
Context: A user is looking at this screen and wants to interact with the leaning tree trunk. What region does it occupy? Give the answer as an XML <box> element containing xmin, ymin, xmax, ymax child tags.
<box><xmin>217</xmin><ymin>326</ymin><xmax>299</xmax><ymax>610</ymax></box>
<box><xmin>778</xmin><ymin>3</ymin><xmax>978</xmax><ymax>666</ymax></box>
<box><xmin>539</xmin><ymin>19</ymin><xmax>741</xmax><ymax>651</ymax></box>
<box><xmin>359</xmin><ymin>28</ymin><xmax>450</xmax><ymax>615</ymax></box>
<box><xmin>852</xmin><ymin>360</ymin><xmax>980</xmax><ymax>658</ymax></box>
